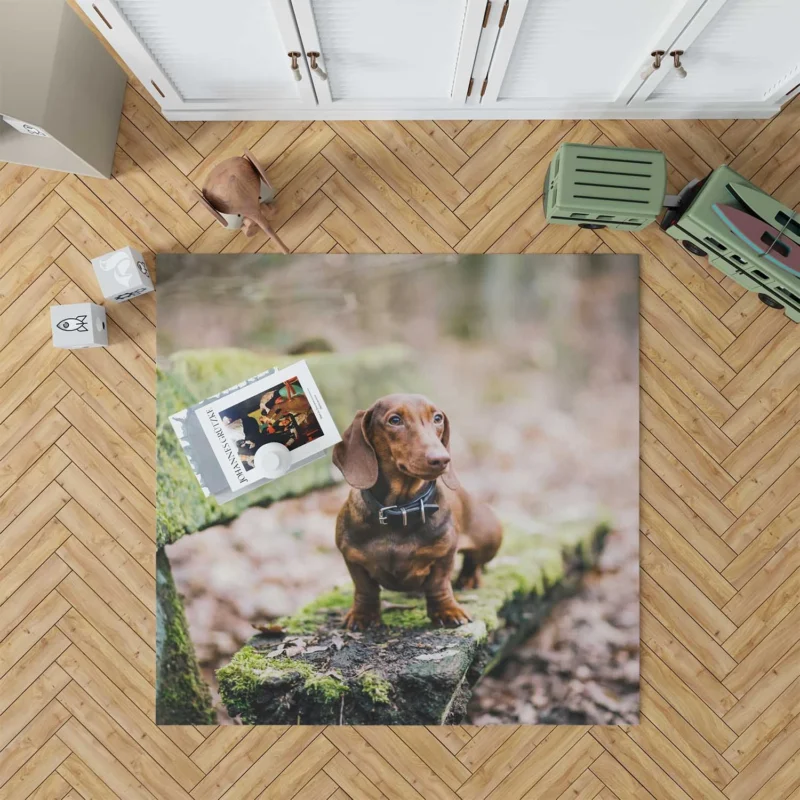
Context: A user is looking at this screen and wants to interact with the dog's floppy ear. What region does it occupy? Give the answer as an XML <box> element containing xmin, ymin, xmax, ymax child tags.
<box><xmin>440</xmin><ymin>412</ymin><xmax>461</xmax><ymax>490</ymax></box>
<box><xmin>333</xmin><ymin>409</ymin><xmax>378</xmax><ymax>489</ymax></box>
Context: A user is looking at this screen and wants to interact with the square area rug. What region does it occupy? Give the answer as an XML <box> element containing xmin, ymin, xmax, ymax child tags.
<box><xmin>155</xmin><ymin>253</ymin><xmax>640</xmax><ymax>726</ymax></box>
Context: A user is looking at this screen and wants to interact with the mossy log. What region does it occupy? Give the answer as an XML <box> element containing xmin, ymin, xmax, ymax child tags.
<box><xmin>156</xmin><ymin>548</ymin><xmax>215</xmax><ymax>724</ymax></box>
<box><xmin>157</xmin><ymin>345</ymin><xmax>421</xmax><ymax>547</ymax></box>
<box><xmin>217</xmin><ymin>517</ymin><xmax>610</xmax><ymax>725</ymax></box>
<box><xmin>155</xmin><ymin>345</ymin><xmax>421</xmax><ymax>724</ymax></box>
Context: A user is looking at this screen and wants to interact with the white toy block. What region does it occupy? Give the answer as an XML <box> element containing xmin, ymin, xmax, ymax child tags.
<box><xmin>51</xmin><ymin>303</ymin><xmax>107</xmax><ymax>349</ymax></box>
<box><xmin>91</xmin><ymin>246</ymin><xmax>154</xmax><ymax>302</ymax></box>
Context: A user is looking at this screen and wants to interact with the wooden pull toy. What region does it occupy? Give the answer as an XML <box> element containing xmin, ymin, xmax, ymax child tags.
<box><xmin>197</xmin><ymin>149</ymin><xmax>290</xmax><ymax>254</ymax></box>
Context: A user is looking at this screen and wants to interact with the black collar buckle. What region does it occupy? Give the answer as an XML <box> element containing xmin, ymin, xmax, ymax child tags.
<box><xmin>368</xmin><ymin>482</ymin><xmax>440</xmax><ymax>527</ymax></box>
<box><xmin>379</xmin><ymin>495</ymin><xmax>439</xmax><ymax>526</ymax></box>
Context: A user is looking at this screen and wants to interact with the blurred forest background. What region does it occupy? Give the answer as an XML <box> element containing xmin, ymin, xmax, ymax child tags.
<box><xmin>159</xmin><ymin>253</ymin><xmax>640</xmax><ymax>724</ymax></box>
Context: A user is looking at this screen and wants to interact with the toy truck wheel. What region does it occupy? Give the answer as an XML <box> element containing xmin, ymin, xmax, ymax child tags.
<box><xmin>578</xmin><ymin>223</ymin><xmax>606</xmax><ymax>230</ymax></box>
<box><xmin>758</xmin><ymin>293</ymin><xmax>784</xmax><ymax>310</ymax></box>
<box><xmin>681</xmin><ymin>240</ymin><xmax>707</xmax><ymax>257</ymax></box>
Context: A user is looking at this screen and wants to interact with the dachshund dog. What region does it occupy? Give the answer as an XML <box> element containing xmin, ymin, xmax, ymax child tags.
<box><xmin>332</xmin><ymin>394</ymin><xmax>503</xmax><ymax>630</ymax></box>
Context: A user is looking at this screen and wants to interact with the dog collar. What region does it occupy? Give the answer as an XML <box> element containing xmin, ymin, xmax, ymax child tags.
<box><xmin>362</xmin><ymin>482</ymin><xmax>439</xmax><ymax>527</ymax></box>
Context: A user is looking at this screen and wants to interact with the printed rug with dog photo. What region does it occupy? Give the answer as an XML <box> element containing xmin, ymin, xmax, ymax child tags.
<box><xmin>155</xmin><ymin>253</ymin><xmax>640</xmax><ymax>726</ymax></box>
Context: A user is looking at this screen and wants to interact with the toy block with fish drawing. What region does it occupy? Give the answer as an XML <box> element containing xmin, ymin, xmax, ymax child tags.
<box><xmin>50</xmin><ymin>302</ymin><xmax>107</xmax><ymax>349</ymax></box>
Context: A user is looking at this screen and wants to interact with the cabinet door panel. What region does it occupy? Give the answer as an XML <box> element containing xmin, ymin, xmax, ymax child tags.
<box><xmin>646</xmin><ymin>0</ymin><xmax>800</xmax><ymax>104</ymax></box>
<box><xmin>78</xmin><ymin>0</ymin><xmax>315</xmax><ymax>110</ymax></box>
<box><xmin>292</xmin><ymin>0</ymin><xmax>485</xmax><ymax>107</ymax></box>
<box><xmin>484</xmin><ymin>0</ymin><xmax>702</xmax><ymax>105</ymax></box>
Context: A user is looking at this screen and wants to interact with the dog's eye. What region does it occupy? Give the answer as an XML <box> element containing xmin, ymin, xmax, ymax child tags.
<box><xmin>433</xmin><ymin>413</ymin><xmax>444</xmax><ymax>424</ymax></box>
<box><xmin>387</xmin><ymin>414</ymin><xmax>403</xmax><ymax>426</ymax></box>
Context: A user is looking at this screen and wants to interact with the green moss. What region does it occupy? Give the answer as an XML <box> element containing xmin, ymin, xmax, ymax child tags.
<box><xmin>155</xmin><ymin>548</ymin><xmax>216</xmax><ymax>724</ymax></box>
<box><xmin>279</xmin><ymin>587</ymin><xmax>353</xmax><ymax>635</ymax></box>
<box><xmin>304</xmin><ymin>674</ymin><xmax>349</xmax><ymax>703</ymax></box>
<box><xmin>156</xmin><ymin>345</ymin><xmax>423</xmax><ymax>546</ymax></box>
<box><xmin>217</xmin><ymin>646</ymin><xmax>349</xmax><ymax>719</ymax></box>
<box><xmin>358</xmin><ymin>672</ymin><xmax>392</xmax><ymax>705</ymax></box>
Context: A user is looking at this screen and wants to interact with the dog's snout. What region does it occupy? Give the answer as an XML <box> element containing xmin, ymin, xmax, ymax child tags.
<box><xmin>426</xmin><ymin>452</ymin><xmax>451</xmax><ymax>470</ymax></box>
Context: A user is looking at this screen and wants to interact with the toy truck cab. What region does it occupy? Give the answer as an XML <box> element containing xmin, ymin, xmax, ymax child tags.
<box><xmin>660</xmin><ymin>165</ymin><xmax>800</xmax><ymax>322</ymax></box>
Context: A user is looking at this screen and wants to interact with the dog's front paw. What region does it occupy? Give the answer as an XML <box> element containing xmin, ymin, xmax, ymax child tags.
<box><xmin>429</xmin><ymin>603</ymin><xmax>472</xmax><ymax>628</ymax></box>
<box><xmin>342</xmin><ymin>606</ymin><xmax>382</xmax><ymax>631</ymax></box>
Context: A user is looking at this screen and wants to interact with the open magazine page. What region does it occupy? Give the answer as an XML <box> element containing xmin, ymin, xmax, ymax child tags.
<box><xmin>173</xmin><ymin>360</ymin><xmax>341</xmax><ymax>498</ymax></box>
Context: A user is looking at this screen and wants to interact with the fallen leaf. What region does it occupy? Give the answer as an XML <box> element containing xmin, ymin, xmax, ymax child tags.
<box><xmin>252</xmin><ymin>623</ymin><xmax>286</xmax><ymax>636</ymax></box>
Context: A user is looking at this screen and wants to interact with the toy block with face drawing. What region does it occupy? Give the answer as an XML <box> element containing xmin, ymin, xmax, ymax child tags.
<box><xmin>91</xmin><ymin>246</ymin><xmax>154</xmax><ymax>302</ymax></box>
<box><xmin>50</xmin><ymin>302</ymin><xmax>108</xmax><ymax>349</ymax></box>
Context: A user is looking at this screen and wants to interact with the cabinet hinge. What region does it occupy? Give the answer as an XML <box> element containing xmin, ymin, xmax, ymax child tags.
<box><xmin>480</xmin><ymin>77</ymin><xmax>488</xmax><ymax>97</ymax></box>
<box><xmin>499</xmin><ymin>0</ymin><xmax>509</xmax><ymax>27</ymax></box>
<box><xmin>467</xmin><ymin>77</ymin><xmax>474</xmax><ymax>97</ymax></box>
<box><xmin>482</xmin><ymin>0</ymin><xmax>491</xmax><ymax>27</ymax></box>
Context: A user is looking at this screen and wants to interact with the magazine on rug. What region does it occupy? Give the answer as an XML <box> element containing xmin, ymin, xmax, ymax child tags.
<box><xmin>170</xmin><ymin>360</ymin><xmax>341</xmax><ymax>501</ymax></box>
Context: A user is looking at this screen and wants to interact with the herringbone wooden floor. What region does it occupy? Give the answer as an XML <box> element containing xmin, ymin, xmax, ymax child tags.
<box><xmin>2</xmin><ymin>62</ymin><xmax>800</xmax><ymax>798</ymax></box>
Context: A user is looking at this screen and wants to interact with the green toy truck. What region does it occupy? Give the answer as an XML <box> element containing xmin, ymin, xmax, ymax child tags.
<box><xmin>544</xmin><ymin>142</ymin><xmax>800</xmax><ymax>322</ymax></box>
<box><xmin>660</xmin><ymin>165</ymin><xmax>800</xmax><ymax>323</ymax></box>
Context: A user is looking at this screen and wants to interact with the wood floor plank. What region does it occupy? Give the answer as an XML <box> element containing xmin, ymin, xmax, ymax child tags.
<box><xmin>0</xmin><ymin>169</ymin><xmax>65</xmax><ymax>244</ymax></box>
<box><xmin>322</xmin><ymin>137</ymin><xmax>449</xmax><ymax>252</ymax></box>
<box><xmin>189</xmin><ymin>727</ymin><xmax>287</xmax><ymax>800</ymax></box>
<box><xmin>723</xmin><ymin>388</ymin><xmax>800</xmax><ymax>479</ymax></box>
<box><xmin>641</xmin><ymin>610</ymin><xmax>737</xmax><ymax>717</ymax></box>
<box><xmin>724</xmin><ymin>645</ymin><xmax>800</xmax><ymax>734</ymax></box>
<box><xmin>639</xmin><ymin>356</ymin><xmax>735</xmax><ymax>464</ymax></box>
<box><xmin>641</xmin><ymin>392</ymin><xmax>735</xmax><ymax>500</ymax></box>
<box><xmin>0</xmin><ymin>697</ymin><xmax>71</xmax><ymax>789</ymax></box>
<box><xmin>57</xmin><ymin>656</ymin><xmax>202</xmax><ymax>795</ymax></box>
<box><xmin>365</xmin><ymin>120</ymin><xmax>469</xmax><ymax>210</ymax></box>
<box><xmin>54</xmin><ymin>419</ymin><xmax>154</xmax><ymax>530</ymax></box>
<box><xmin>640</xmin><ymin>644</ymin><xmax>737</xmax><ymax>751</ymax></box>
<box><xmin>0</xmin><ymin>481</ymin><xmax>70</xmax><ymax>569</ymax></box>
<box><xmin>57</xmin><ymin>753</ymin><xmax>122</xmax><ymax>800</ymax></box>
<box><xmin>260</xmin><ymin>121</ymin><xmax>334</xmax><ymax>190</ymax></box>
<box><xmin>55</xmin><ymin>175</ymin><xmax>148</xmax><ymax>255</ymax></box>
<box><xmin>116</xmin><ymin>116</ymin><xmax>201</xmax><ymax>212</ymax></box>
<box><xmin>640</xmin><ymin>500</ymin><xmax>736</xmax><ymax>608</ymax></box>
<box><xmin>640</xmin><ymin>680</ymin><xmax>737</xmax><ymax>790</ymax></box>
<box><xmin>56</xmin><ymin>717</ymin><xmax>158</xmax><ymax>800</ymax></box>
<box><xmin>722</xmin><ymin>460</ymin><xmax>800</xmax><ymax>552</ymax></box>
<box><xmin>331</xmin><ymin>120</ymin><xmax>471</xmax><ymax>245</ymax></box>
<box><xmin>122</xmin><ymin>85</ymin><xmax>202</xmax><ymax>176</ymax></box>
<box><xmin>56</xmin><ymin>534</ymin><xmax>155</xmax><ymax>640</ymax></box>
<box><xmin>0</xmin><ymin>228</ymin><xmax>68</xmax><ymax>317</ymax></box>
<box><xmin>57</xmin><ymin>570</ymin><xmax>155</xmax><ymax>684</ymax></box>
<box><xmin>722</xmin><ymin>498</ymin><xmax>800</xmax><ymax>595</ymax></box>
<box><xmin>400</xmin><ymin>121</ymin><xmax>469</xmax><ymax>175</ymax></box>
<box><xmin>641</xmin><ymin>536</ymin><xmax>736</xmax><ymax>643</ymax></box>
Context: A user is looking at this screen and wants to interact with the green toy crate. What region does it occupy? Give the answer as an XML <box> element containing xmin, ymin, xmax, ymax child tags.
<box><xmin>661</xmin><ymin>165</ymin><xmax>800</xmax><ymax>323</ymax></box>
<box><xmin>544</xmin><ymin>143</ymin><xmax>667</xmax><ymax>231</ymax></box>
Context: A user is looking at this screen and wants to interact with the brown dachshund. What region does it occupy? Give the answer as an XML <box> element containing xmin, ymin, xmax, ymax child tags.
<box><xmin>332</xmin><ymin>394</ymin><xmax>503</xmax><ymax>630</ymax></box>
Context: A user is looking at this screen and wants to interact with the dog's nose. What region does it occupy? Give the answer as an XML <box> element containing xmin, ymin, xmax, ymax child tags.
<box><xmin>427</xmin><ymin>453</ymin><xmax>451</xmax><ymax>470</ymax></box>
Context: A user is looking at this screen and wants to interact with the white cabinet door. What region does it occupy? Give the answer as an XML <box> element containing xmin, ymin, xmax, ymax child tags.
<box><xmin>289</xmin><ymin>0</ymin><xmax>486</xmax><ymax>110</ymax></box>
<box><xmin>76</xmin><ymin>0</ymin><xmax>316</xmax><ymax>112</ymax></box>
<box><xmin>480</xmin><ymin>0</ymin><xmax>706</xmax><ymax>112</ymax></box>
<box><xmin>632</xmin><ymin>0</ymin><xmax>800</xmax><ymax>110</ymax></box>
